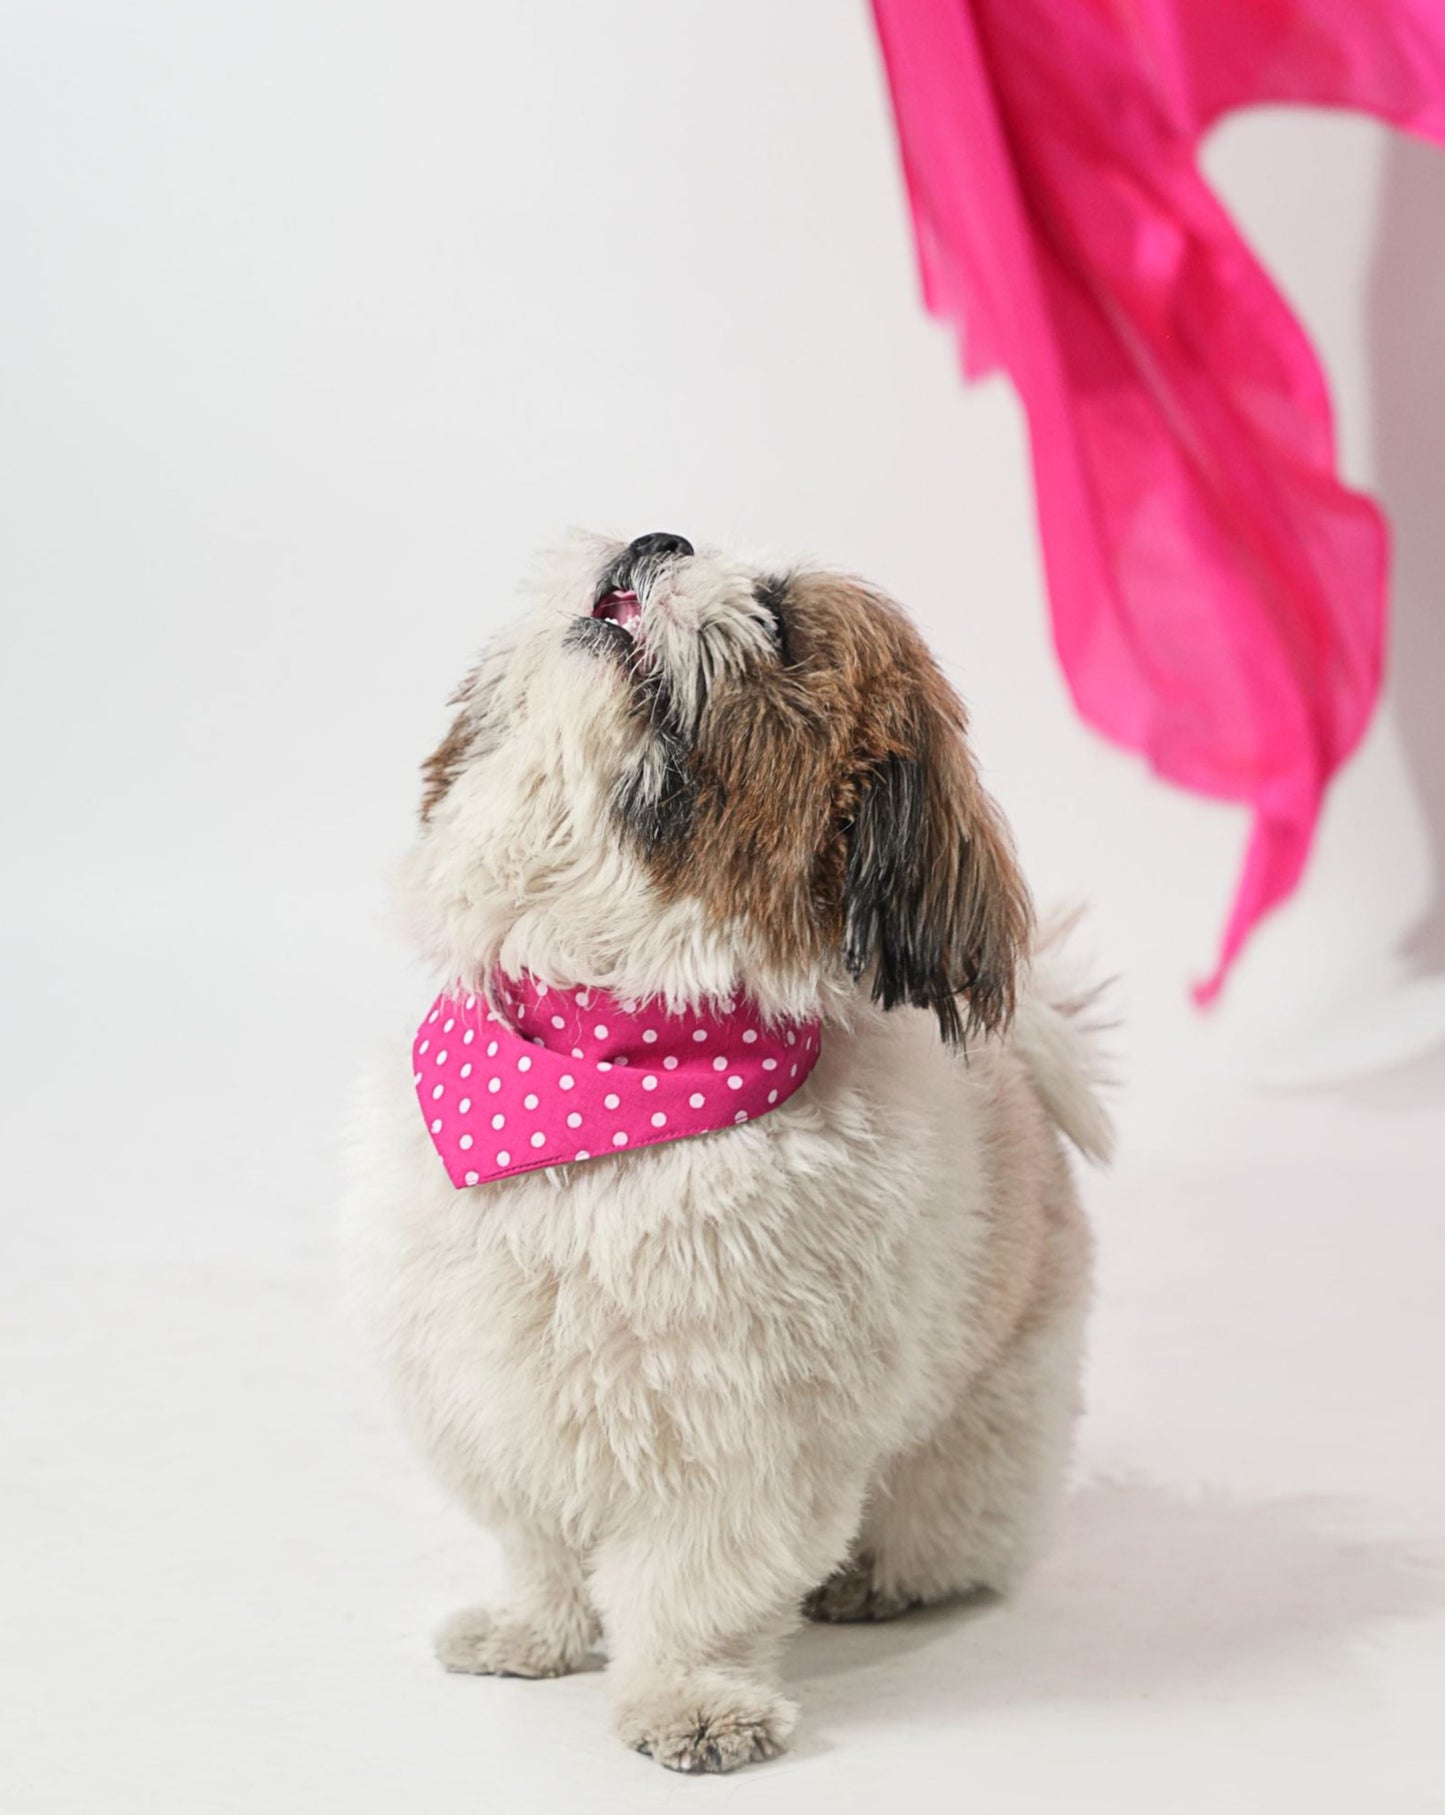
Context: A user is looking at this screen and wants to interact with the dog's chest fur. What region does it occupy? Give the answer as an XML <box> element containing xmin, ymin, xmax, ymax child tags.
<box><xmin>344</xmin><ymin>1008</ymin><xmax>1056</xmax><ymax>1546</ymax></box>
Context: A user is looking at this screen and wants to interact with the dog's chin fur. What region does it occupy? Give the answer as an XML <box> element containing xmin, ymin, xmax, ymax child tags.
<box><xmin>396</xmin><ymin>532</ymin><xmax>802</xmax><ymax>1020</ymax></box>
<box><xmin>343</xmin><ymin>533</ymin><xmax>1113</xmax><ymax>1773</ymax></box>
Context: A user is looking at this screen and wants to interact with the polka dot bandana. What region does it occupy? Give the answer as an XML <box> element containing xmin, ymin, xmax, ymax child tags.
<box><xmin>413</xmin><ymin>975</ymin><xmax>822</xmax><ymax>1190</ymax></box>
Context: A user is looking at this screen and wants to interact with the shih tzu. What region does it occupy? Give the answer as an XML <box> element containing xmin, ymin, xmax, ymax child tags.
<box><xmin>342</xmin><ymin>531</ymin><xmax>1111</xmax><ymax>1773</ymax></box>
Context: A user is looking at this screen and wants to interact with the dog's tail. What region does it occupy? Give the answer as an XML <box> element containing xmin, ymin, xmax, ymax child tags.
<box><xmin>1012</xmin><ymin>910</ymin><xmax>1116</xmax><ymax>1166</ymax></box>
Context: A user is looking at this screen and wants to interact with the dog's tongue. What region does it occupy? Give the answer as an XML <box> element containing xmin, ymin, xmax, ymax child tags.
<box><xmin>594</xmin><ymin>589</ymin><xmax>642</xmax><ymax>632</ymax></box>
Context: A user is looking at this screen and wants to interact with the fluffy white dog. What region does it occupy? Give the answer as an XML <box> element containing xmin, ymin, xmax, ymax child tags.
<box><xmin>342</xmin><ymin>532</ymin><xmax>1111</xmax><ymax>1773</ymax></box>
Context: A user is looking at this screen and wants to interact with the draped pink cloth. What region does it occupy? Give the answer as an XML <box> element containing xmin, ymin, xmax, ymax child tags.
<box><xmin>870</xmin><ymin>0</ymin><xmax>1445</xmax><ymax>999</ymax></box>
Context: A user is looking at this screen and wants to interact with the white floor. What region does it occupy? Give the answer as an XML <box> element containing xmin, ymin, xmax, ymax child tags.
<box><xmin>4</xmin><ymin>926</ymin><xmax>1443</xmax><ymax>1815</ymax></box>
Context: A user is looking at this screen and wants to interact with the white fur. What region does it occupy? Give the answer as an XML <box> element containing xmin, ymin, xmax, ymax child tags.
<box><xmin>342</xmin><ymin>536</ymin><xmax>1111</xmax><ymax>1772</ymax></box>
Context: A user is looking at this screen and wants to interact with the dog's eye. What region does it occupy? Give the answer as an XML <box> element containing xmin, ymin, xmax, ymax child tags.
<box><xmin>753</xmin><ymin>577</ymin><xmax>791</xmax><ymax>660</ymax></box>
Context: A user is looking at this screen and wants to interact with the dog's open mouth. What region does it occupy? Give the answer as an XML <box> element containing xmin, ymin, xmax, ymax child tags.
<box><xmin>592</xmin><ymin>589</ymin><xmax>643</xmax><ymax>637</ymax></box>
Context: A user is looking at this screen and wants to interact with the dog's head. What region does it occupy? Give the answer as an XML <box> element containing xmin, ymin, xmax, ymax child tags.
<box><xmin>406</xmin><ymin>532</ymin><xmax>1031</xmax><ymax>1040</ymax></box>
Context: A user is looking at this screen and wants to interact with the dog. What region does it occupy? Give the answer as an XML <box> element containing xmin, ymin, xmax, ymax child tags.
<box><xmin>342</xmin><ymin>531</ymin><xmax>1111</xmax><ymax>1773</ymax></box>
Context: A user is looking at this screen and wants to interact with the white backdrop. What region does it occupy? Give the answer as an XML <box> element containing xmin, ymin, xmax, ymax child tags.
<box><xmin>3</xmin><ymin>6</ymin><xmax>1442</xmax><ymax>1813</ymax></box>
<box><xmin>5</xmin><ymin>2</ymin><xmax>1444</xmax><ymax>1095</ymax></box>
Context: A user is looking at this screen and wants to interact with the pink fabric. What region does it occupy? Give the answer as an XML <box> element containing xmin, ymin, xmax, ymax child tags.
<box><xmin>870</xmin><ymin>0</ymin><xmax>1445</xmax><ymax>999</ymax></box>
<box><xmin>414</xmin><ymin>976</ymin><xmax>821</xmax><ymax>1189</ymax></box>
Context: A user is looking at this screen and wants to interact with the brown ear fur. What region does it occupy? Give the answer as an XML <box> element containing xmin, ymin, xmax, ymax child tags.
<box><xmin>840</xmin><ymin>731</ymin><xmax>1030</xmax><ymax>1043</ymax></box>
<box><xmin>420</xmin><ymin>661</ymin><xmax>502</xmax><ymax>822</ymax></box>
<box><xmin>815</xmin><ymin>580</ymin><xmax>1030</xmax><ymax>1041</ymax></box>
<box><xmin>639</xmin><ymin>574</ymin><xmax>1032</xmax><ymax>1041</ymax></box>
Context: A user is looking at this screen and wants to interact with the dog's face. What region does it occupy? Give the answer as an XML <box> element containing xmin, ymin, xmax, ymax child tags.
<box><xmin>406</xmin><ymin>533</ymin><xmax>1031</xmax><ymax>1040</ymax></box>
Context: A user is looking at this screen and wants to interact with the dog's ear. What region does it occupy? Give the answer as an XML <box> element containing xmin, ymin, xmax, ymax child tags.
<box><xmin>841</xmin><ymin>709</ymin><xmax>1031</xmax><ymax>1045</ymax></box>
<box><xmin>420</xmin><ymin>659</ymin><xmax>504</xmax><ymax>822</ymax></box>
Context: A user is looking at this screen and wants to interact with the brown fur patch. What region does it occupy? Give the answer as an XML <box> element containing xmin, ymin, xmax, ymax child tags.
<box><xmin>641</xmin><ymin>576</ymin><xmax>1032</xmax><ymax>1039</ymax></box>
<box><xmin>420</xmin><ymin>670</ymin><xmax>482</xmax><ymax>822</ymax></box>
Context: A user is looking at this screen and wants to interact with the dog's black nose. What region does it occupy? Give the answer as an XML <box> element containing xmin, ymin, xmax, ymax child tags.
<box><xmin>627</xmin><ymin>531</ymin><xmax>693</xmax><ymax>563</ymax></box>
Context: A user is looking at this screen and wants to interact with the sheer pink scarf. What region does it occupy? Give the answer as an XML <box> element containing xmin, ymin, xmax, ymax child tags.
<box><xmin>871</xmin><ymin>0</ymin><xmax>1445</xmax><ymax>997</ymax></box>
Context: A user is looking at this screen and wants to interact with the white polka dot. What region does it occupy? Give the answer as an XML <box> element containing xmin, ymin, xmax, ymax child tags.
<box><xmin>575</xmin><ymin>1149</ymin><xmax>590</xmax><ymax>1160</ymax></box>
<box><xmin>559</xmin><ymin>1074</ymin><xmax>575</xmax><ymax>1091</ymax></box>
<box><xmin>651</xmin><ymin>1111</ymin><xmax>667</xmax><ymax>1128</ymax></box>
<box><xmin>597</xmin><ymin>1060</ymin><xmax>612</xmax><ymax>1072</ymax></box>
<box><xmin>464</xmin><ymin>1171</ymin><xmax>479</xmax><ymax>1186</ymax></box>
<box><xmin>787</xmin><ymin>1031</ymin><xmax>796</xmax><ymax>1046</ymax></box>
<box><xmin>613</xmin><ymin>1056</ymin><xmax>628</xmax><ymax>1067</ymax></box>
<box><xmin>413</xmin><ymin>1071</ymin><xmax>422</xmax><ymax>1085</ymax></box>
<box><xmin>428</xmin><ymin>1010</ymin><xmax>439</xmax><ymax>1024</ymax></box>
<box><xmin>518</xmin><ymin>1055</ymin><xmax>531</xmax><ymax>1072</ymax></box>
<box><xmin>791</xmin><ymin>1064</ymin><xmax>798</xmax><ymax>1077</ymax></box>
<box><xmin>567</xmin><ymin>1111</ymin><xmax>582</xmax><ymax>1128</ymax></box>
<box><xmin>533</xmin><ymin>1036</ymin><xmax>544</xmax><ymax>1047</ymax></box>
<box><xmin>642</xmin><ymin>1028</ymin><xmax>658</xmax><ymax>1043</ymax></box>
<box><xmin>663</xmin><ymin>1056</ymin><xmax>679</xmax><ymax>1070</ymax></box>
<box><xmin>692</xmin><ymin>1029</ymin><xmax>708</xmax><ymax>1042</ymax></box>
<box><xmin>571</xmin><ymin>1047</ymin><xmax>584</xmax><ymax>1059</ymax></box>
<box><xmin>459</xmin><ymin>1097</ymin><xmax>471</xmax><ymax>1114</ymax></box>
<box><xmin>530</xmin><ymin>1131</ymin><xmax>546</xmax><ymax>1149</ymax></box>
<box><xmin>463</xmin><ymin>1029</ymin><xmax>475</xmax><ymax>1044</ymax></box>
<box><xmin>464</xmin><ymin>995</ymin><xmax>476</xmax><ymax>1010</ymax></box>
<box><xmin>642</xmin><ymin>1075</ymin><xmax>658</xmax><ymax>1091</ymax></box>
<box><xmin>496</xmin><ymin>1149</ymin><xmax>510</xmax><ymax>1166</ymax></box>
<box><xmin>524</xmin><ymin>1093</ymin><xmax>539</xmax><ymax>1110</ymax></box>
<box><xmin>612</xmin><ymin>1131</ymin><xmax>628</xmax><ymax>1146</ymax></box>
<box><xmin>734</xmin><ymin>1110</ymin><xmax>748</xmax><ymax>1123</ymax></box>
<box><xmin>768</xmin><ymin>1090</ymin><xmax>778</xmax><ymax>1104</ymax></box>
<box><xmin>486</xmin><ymin>1040</ymin><xmax>498</xmax><ymax>1057</ymax></box>
<box><xmin>492</xmin><ymin>1113</ymin><xmax>505</xmax><ymax>1130</ymax></box>
<box><xmin>604</xmin><ymin>1093</ymin><xmax>620</xmax><ymax>1110</ymax></box>
<box><xmin>431</xmin><ymin>1084</ymin><xmax>445</xmax><ymax>1100</ymax></box>
<box><xmin>551</xmin><ymin>1015</ymin><xmax>565</xmax><ymax>1029</ymax></box>
<box><xmin>488</xmin><ymin>1077</ymin><xmax>502</xmax><ymax>1094</ymax></box>
<box><xmin>536</xmin><ymin>982</ymin><xmax>548</xmax><ymax>996</ymax></box>
<box><xmin>576</xmin><ymin>990</ymin><xmax>590</xmax><ymax>1006</ymax></box>
<box><xmin>460</xmin><ymin>1063</ymin><xmax>472</xmax><ymax>1078</ymax></box>
<box><xmin>459</xmin><ymin>1134</ymin><xmax>473</xmax><ymax>1151</ymax></box>
<box><xmin>689</xmin><ymin>1092</ymin><xmax>705</xmax><ymax>1108</ymax></box>
<box><xmin>594</xmin><ymin>1024</ymin><xmax>608</xmax><ymax>1039</ymax></box>
<box><xmin>430</xmin><ymin>1118</ymin><xmax>442</xmax><ymax>1133</ymax></box>
<box><xmin>712</xmin><ymin>1056</ymin><xmax>727</xmax><ymax>1072</ymax></box>
<box><xmin>727</xmin><ymin>1075</ymin><xmax>742</xmax><ymax>1090</ymax></box>
<box><xmin>742</xmin><ymin>1029</ymin><xmax>758</xmax><ymax>1044</ymax></box>
<box><xmin>435</xmin><ymin>1049</ymin><xmax>448</xmax><ymax>1066</ymax></box>
<box><xmin>443</xmin><ymin>1018</ymin><xmax>455</xmax><ymax>1033</ymax></box>
<box><xmin>419</xmin><ymin>1040</ymin><xmax>429</xmax><ymax>1055</ymax></box>
<box><xmin>762</xmin><ymin>1057</ymin><xmax>777</xmax><ymax>1072</ymax></box>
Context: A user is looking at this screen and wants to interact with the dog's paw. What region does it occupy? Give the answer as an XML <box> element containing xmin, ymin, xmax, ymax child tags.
<box><xmin>804</xmin><ymin>1556</ymin><xmax>919</xmax><ymax>1624</ymax></box>
<box><xmin>433</xmin><ymin>1605</ymin><xmax>579</xmax><ymax>1679</ymax></box>
<box><xmin>616</xmin><ymin>1673</ymin><xmax>797</xmax><ymax>1774</ymax></box>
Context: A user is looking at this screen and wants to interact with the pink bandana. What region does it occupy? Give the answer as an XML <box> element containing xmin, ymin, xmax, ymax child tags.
<box><xmin>413</xmin><ymin>975</ymin><xmax>821</xmax><ymax>1189</ymax></box>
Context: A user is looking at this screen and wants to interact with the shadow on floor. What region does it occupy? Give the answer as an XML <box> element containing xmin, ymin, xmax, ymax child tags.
<box><xmin>787</xmin><ymin>1475</ymin><xmax>1437</xmax><ymax>1726</ymax></box>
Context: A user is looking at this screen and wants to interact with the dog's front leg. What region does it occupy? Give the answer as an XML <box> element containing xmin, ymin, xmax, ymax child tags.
<box><xmin>591</xmin><ymin>1477</ymin><xmax>863</xmax><ymax>1773</ymax></box>
<box><xmin>433</xmin><ymin>1523</ymin><xmax>598</xmax><ymax>1679</ymax></box>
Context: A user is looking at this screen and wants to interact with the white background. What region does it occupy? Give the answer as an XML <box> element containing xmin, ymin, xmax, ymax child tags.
<box><xmin>2</xmin><ymin>5</ymin><xmax>1442</xmax><ymax>1811</ymax></box>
